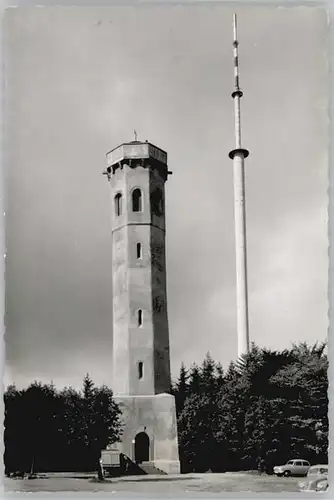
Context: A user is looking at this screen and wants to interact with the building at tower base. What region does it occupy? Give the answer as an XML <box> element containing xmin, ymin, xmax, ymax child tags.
<box><xmin>114</xmin><ymin>394</ymin><xmax>180</xmax><ymax>474</ymax></box>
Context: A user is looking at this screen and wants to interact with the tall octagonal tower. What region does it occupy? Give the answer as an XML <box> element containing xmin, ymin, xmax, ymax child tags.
<box><xmin>104</xmin><ymin>140</ymin><xmax>180</xmax><ymax>474</ymax></box>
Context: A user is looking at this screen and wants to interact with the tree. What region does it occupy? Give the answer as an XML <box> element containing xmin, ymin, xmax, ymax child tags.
<box><xmin>4</xmin><ymin>385</ymin><xmax>24</xmax><ymax>475</ymax></box>
<box><xmin>216</xmin><ymin>362</ymin><xmax>248</xmax><ymax>470</ymax></box>
<box><xmin>4</xmin><ymin>377</ymin><xmax>123</xmax><ymax>477</ymax></box>
<box><xmin>178</xmin><ymin>392</ymin><xmax>220</xmax><ymax>472</ymax></box>
<box><xmin>200</xmin><ymin>352</ymin><xmax>216</xmax><ymax>394</ymax></box>
<box><xmin>58</xmin><ymin>386</ymin><xmax>85</xmax><ymax>470</ymax></box>
<box><xmin>176</xmin><ymin>342</ymin><xmax>328</xmax><ymax>473</ymax></box>
<box><xmin>4</xmin><ymin>382</ymin><xmax>60</xmax><ymax>475</ymax></box>
<box><xmin>235</xmin><ymin>346</ymin><xmax>295</xmax><ymax>469</ymax></box>
<box><xmin>188</xmin><ymin>363</ymin><xmax>201</xmax><ymax>395</ymax></box>
<box><xmin>83</xmin><ymin>373</ymin><xmax>95</xmax><ymax>399</ymax></box>
<box><xmin>79</xmin><ymin>378</ymin><xmax>123</xmax><ymax>480</ymax></box>
<box><xmin>215</xmin><ymin>362</ymin><xmax>224</xmax><ymax>391</ymax></box>
<box><xmin>172</xmin><ymin>363</ymin><xmax>189</xmax><ymax>416</ymax></box>
<box><xmin>270</xmin><ymin>342</ymin><xmax>328</xmax><ymax>463</ymax></box>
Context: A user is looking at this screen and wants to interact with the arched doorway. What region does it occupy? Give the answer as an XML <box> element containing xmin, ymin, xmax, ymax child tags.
<box><xmin>134</xmin><ymin>432</ymin><xmax>150</xmax><ymax>463</ymax></box>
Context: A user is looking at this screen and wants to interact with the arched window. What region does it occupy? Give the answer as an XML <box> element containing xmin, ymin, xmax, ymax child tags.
<box><xmin>132</xmin><ymin>188</ymin><xmax>142</xmax><ymax>212</ymax></box>
<box><xmin>138</xmin><ymin>362</ymin><xmax>143</xmax><ymax>379</ymax></box>
<box><xmin>114</xmin><ymin>193</ymin><xmax>122</xmax><ymax>217</ymax></box>
<box><xmin>136</xmin><ymin>242</ymin><xmax>142</xmax><ymax>259</ymax></box>
<box><xmin>138</xmin><ymin>309</ymin><xmax>143</xmax><ymax>327</ymax></box>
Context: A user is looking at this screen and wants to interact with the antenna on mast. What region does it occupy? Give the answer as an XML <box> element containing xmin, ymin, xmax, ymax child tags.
<box><xmin>232</xmin><ymin>13</ymin><xmax>240</xmax><ymax>94</ymax></box>
<box><xmin>230</xmin><ymin>13</ymin><xmax>248</xmax><ymax>154</ymax></box>
<box><xmin>228</xmin><ymin>14</ymin><xmax>250</xmax><ymax>358</ymax></box>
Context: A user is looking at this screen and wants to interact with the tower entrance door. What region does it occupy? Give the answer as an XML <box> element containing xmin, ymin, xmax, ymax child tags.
<box><xmin>134</xmin><ymin>432</ymin><xmax>150</xmax><ymax>463</ymax></box>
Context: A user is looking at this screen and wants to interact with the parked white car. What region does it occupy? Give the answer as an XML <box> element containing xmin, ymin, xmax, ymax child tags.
<box><xmin>273</xmin><ymin>459</ymin><xmax>310</xmax><ymax>477</ymax></box>
<box><xmin>299</xmin><ymin>464</ymin><xmax>328</xmax><ymax>492</ymax></box>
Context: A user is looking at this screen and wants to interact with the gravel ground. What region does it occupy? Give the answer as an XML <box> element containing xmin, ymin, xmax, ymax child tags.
<box><xmin>4</xmin><ymin>472</ymin><xmax>303</xmax><ymax>494</ymax></box>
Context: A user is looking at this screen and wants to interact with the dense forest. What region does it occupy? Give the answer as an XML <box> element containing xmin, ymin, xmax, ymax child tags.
<box><xmin>4</xmin><ymin>375</ymin><xmax>122</xmax><ymax>475</ymax></box>
<box><xmin>4</xmin><ymin>342</ymin><xmax>328</xmax><ymax>475</ymax></box>
<box><xmin>171</xmin><ymin>342</ymin><xmax>328</xmax><ymax>473</ymax></box>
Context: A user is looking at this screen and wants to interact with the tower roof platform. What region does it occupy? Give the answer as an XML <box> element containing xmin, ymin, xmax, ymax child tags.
<box><xmin>106</xmin><ymin>140</ymin><xmax>168</xmax><ymax>169</ymax></box>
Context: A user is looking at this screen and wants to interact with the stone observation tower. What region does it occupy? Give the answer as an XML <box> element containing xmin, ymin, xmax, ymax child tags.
<box><xmin>103</xmin><ymin>139</ymin><xmax>180</xmax><ymax>474</ymax></box>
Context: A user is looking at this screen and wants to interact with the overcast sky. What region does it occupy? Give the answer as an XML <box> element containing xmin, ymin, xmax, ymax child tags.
<box><xmin>4</xmin><ymin>5</ymin><xmax>328</xmax><ymax>390</ymax></box>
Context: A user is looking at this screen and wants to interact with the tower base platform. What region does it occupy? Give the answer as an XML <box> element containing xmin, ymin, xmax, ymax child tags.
<box><xmin>111</xmin><ymin>393</ymin><xmax>180</xmax><ymax>475</ymax></box>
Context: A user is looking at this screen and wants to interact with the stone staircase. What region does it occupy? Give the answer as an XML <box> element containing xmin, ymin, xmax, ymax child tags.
<box><xmin>119</xmin><ymin>455</ymin><xmax>167</xmax><ymax>476</ymax></box>
<box><xmin>138</xmin><ymin>462</ymin><xmax>167</xmax><ymax>475</ymax></box>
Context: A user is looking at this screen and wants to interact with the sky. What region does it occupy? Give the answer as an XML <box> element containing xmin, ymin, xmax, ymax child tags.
<box><xmin>4</xmin><ymin>5</ymin><xmax>329</xmax><ymax>390</ymax></box>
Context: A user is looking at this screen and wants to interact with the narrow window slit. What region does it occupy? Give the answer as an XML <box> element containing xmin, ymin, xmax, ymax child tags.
<box><xmin>115</xmin><ymin>193</ymin><xmax>122</xmax><ymax>216</ymax></box>
<box><xmin>136</xmin><ymin>242</ymin><xmax>142</xmax><ymax>259</ymax></box>
<box><xmin>138</xmin><ymin>309</ymin><xmax>143</xmax><ymax>327</ymax></box>
<box><xmin>138</xmin><ymin>362</ymin><xmax>143</xmax><ymax>379</ymax></box>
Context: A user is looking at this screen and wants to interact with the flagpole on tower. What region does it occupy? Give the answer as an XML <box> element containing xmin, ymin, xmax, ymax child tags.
<box><xmin>228</xmin><ymin>14</ymin><xmax>250</xmax><ymax>358</ymax></box>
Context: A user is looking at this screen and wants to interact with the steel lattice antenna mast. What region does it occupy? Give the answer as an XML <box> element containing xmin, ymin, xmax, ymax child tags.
<box><xmin>228</xmin><ymin>14</ymin><xmax>250</xmax><ymax>358</ymax></box>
